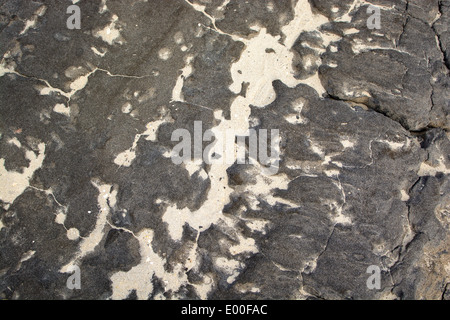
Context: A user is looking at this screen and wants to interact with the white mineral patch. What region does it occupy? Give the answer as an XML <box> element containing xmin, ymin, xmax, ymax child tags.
<box><xmin>247</xmin><ymin>172</ymin><xmax>298</xmax><ymax>209</ymax></box>
<box><xmin>173</xmin><ymin>31</ymin><xmax>184</xmax><ymax>44</ymax></box>
<box><xmin>114</xmin><ymin>149</ymin><xmax>136</xmax><ymax>167</ymax></box>
<box><xmin>336</xmin><ymin>0</ymin><xmax>362</xmax><ymax>23</ymax></box>
<box><xmin>381</xmin><ymin>292</ymin><xmax>399</xmax><ymax>300</ymax></box>
<box><xmin>38</xmin><ymin>68</ymin><xmax>98</xmax><ymax>99</ymax></box>
<box><xmin>91</xmin><ymin>47</ymin><xmax>107</xmax><ymax>57</ymax></box>
<box><xmin>159</xmin><ymin>0</ymin><xmax>339</xmax><ymax>294</ymax></box>
<box><xmin>8</xmin><ymin>137</ymin><xmax>22</xmax><ymax>148</ymax></box>
<box><xmin>171</xmin><ymin>55</ymin><xmax>194</xmax><ymax>102</ymax></box>
<box><xmin>14</xmin><ymin>250</ymin><xmax>36</xmax><ymax>271</ymax></box>
<box><xmin>55</xmin><ymin>211</ymin><xmax>66</xmax><ymax>225</ymax></box>
<box><xmin>1</xmin><ymin>57</ymin><xmax>79</xmax><ymax>101</ymax></box>
<box><xmin>285</xmin><ymin>114</ymin><xmax>302</xmax><ymax>125</ymax></box>
<box><xmin>217</xmin><ymin>0</ymin><xmax>231</xmax><ymax>12</ymax></box>
<box><xmin>0</xmin><ymin>62</ymin><xmax>14</xmax><ymax>77</ymax></box>
<box><xmin>20</xmin><ymin>250</ymin><xmax>36</xmax><ymax>263</ymax></box>
<box><xmin>344</xmin><ymin>27</ymin><xmax>360</xmax><ymax>35</ymax></box>
<box><xmin>184</xmin><ymin>159</ymin><xmax>203</xmax><ymax>176</ymax></box>
<box><xmin>164</xmin><ymin>0</ymin><xmax>329</xmax><ymax>246</ymax></box>
<box><xmin>95</xmin><ymin>15</ymin><xmax>122</xmax><ymax>45</ymax></box>
<box><xmin>20</xmin><ymin>6</ymin><xmax>47</xmax><ymax>35</ymax></box>
<box><xmin>67</xmin><ymin>228</ymin><xmax>80</xmax><ymax>241</ymax></box>
<box><xmin>309</xmin><ymin>140</ymin><xmax>325</xmax><ymax>158</ymax></box>
<box><xmin>110</xmin><ymin>228</ymin><xmax>197</xmax><ymax>300</ymax></box>
<box><xmin>378</xmin><ymin>139</ymin><xmax>407</xmax><ymax>151</ymax></box>
<box><xmin>329</xmin><ymin>179</ymin><xmax>352</xmax><ymax>226</ymax></box>
<box><xmin>285</xmin><ymin>98</ymin><xmax>307</xmax><ymax>124</ymax></box>
<box><xmin>65</xmin><ymin>66</ymin><xmax>88</xmax><ymax>79</ymax></box>
<box><xmin>418</xmin><ymin>156</ymin><xmax>450</xmax><ymax>177</ymax></box>
<box><xmin>214</xmin><ymin>257</ymin><xmax>242</xmax><ymax>284</ymax></box>
<box><xmin>332</xmin><ymin>161</ymin><xmax>343</xmax><ymax>168</ymax></box>
<box><xmin>282</xmin><ymin>0</ymin><xmax>328</xmax><ymax>48</ymax></box>
<box><xmin>292</xmin><ymin>99</ymin><xmax>305</xmax><ymax>112</ymax></box>
<box><xmin>137</xmin><ymin>87</ymin><xmax>156</xmax><ymax>104</ymax></box>
<box><xmin>325</xmin><ymin>169</ymin><xmax>340</xmax><ymax>177</ymax></box>
<box><xmin>61</xmin><ymin>181</ymin><xmax>116</xmax><ymax>273</ymax></box>
<box><xmin>0</xmin><ymin>143</ymin><xmax>46</xmax><ymax>208</ymax></box>
<box><xmin>198</xmin><ymin>169</ymin><xmax>209</xmax><ymax>180</ymax></box>
<box><xmin>121</xmin><ymin>102</ymin><xmax>132</xmax><ymax>114</ymax></box>
<box><xmin>298</xmin><ymin>73</ymin><xmax>327</xmax><ymax>96</ymax></box>
<box><xmin>332</xmin><ymin>205</ymin><xmax>352</xmax><ymax>226</ymax></box>
<box><xmin>341</xmin><ymin>139</ymin><xmax>355</xmax><ymax>149</ymax></box>
<box><xmin>350</xmin><ymin>39</ymin><xmax>411</xmax><ymax>55</ymax></box>
<box><xmin>158</xmin><ymin>48</ymin><xmax>173</xmax><ymax>60</ymax></box>
<box><xmin>143</xmin><ymin>119</ymin><xmax>169</xmax><ymax>142</ymax></box>
<box><xmin>69</xmin><ymin>74</ymin><xmax>89</xmax><ymax>91</ymax></box>
<box><xmin>214</xmin><ymin>109</ymin><xmax>223</xmax><ymax>120</ymax></box>
<box><xmin>236</xmin><ymin>283</ymin><xmax>261</xmax><ymax>294</ymax></box>
<box><xmin>327</xmin><ymin>62</ymin><xmax>338</xmax><ymax>68</ymax></box>
<box><xmin>53</xmin><ymin>103</ymin><xmax>70</xmax><ymax>117</ymax></box>
<box><xmin>114</xmin><ymin>118</ymin><xmax>170</xmax><ymax>167</ymax></box>
<box><xmin>244</xmin><ymin>219</ymin><xmax>270</xmax><ymax>234</ymax></box>
<box><xmin>229</xmin><ymin>233</ymin><xmax>258</xmax><ymax>256</ymax></box>
<box><xmin>229</xmin><ymin>28</ymin><xmax>299</xmax><ymax>107</ymax></box>
<box><xmin>192</xmin><ymin>274</ymin><xmax>215</xmax><ymax>299</ymax></box>
<box><xmin>99</xmin><ymin>0</ymin><xmax>108</xmax><ymax>14</ymax></box>
<box><xmin>400</xmin><ymin>190</ymin><xmax>410</xmax><ymax>202</ymax></box>
<box><xmin>110</xmin><ymin>229</ymin><xmax>160</xmax><ymax>299</ymax></box>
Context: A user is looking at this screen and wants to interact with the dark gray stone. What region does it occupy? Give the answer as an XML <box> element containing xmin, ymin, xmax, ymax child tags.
<box><xmin>0</xmin><ymin>0</ymin><xmax>448</xmax><ymax>300</ymax></box>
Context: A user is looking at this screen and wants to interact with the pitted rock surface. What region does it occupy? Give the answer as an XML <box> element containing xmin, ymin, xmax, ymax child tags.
<box><xmin>0</xmin><ymin>0</ymin><xmax>449</xmax><ymax>300</ymax></box>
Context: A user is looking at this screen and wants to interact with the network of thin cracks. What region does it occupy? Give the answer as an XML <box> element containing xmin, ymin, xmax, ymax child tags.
<box><xmin>1</xmin><ymin>0</ymin><xmax>448</xmax><ymax>299</ymax></box>
<box><xmin>0</xmin><ymin>57</ymin><xmax>153</xmax><ymax>111</ymax></box>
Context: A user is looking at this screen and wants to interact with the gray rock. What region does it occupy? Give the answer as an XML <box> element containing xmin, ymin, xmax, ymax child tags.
<box><xmin>0</xmin><ymin>0</ymin><xmax>448</xmax><ymax>300</ymax></box>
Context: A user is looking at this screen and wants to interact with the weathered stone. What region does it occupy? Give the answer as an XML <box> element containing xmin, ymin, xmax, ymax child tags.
<box><xmin>0</xmin><ymin>0</ymin><xmax>448</xmax><ymax>300</ymax></box>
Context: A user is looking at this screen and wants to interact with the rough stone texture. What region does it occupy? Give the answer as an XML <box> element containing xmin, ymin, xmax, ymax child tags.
<box><xmin>0</xmin><ymin>0</ymin><xmax>448</xmax><ymax>300</ymax></box>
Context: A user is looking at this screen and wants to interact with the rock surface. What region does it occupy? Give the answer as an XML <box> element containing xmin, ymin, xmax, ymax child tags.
<box><xmin>0</xmin><ymin>0</ymin><xmax>448</xmax><ymax>300</ymax></box>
